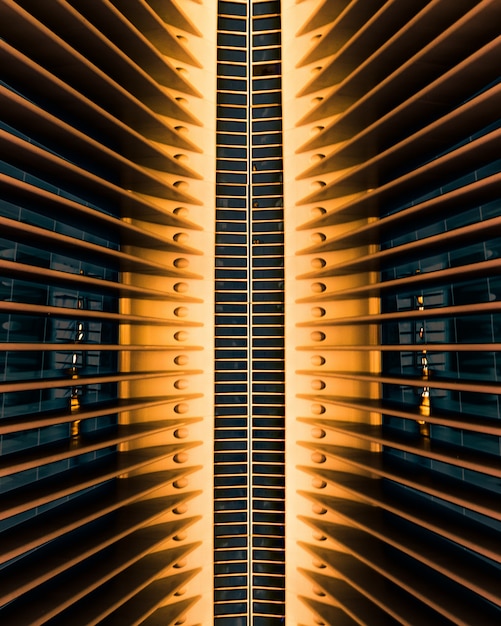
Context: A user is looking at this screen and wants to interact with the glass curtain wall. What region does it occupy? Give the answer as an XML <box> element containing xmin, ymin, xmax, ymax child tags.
<box><xmin>0</xmin><ymin>91</ymin><xmax>119</xmax><ymax>554</ymax></box>
<box><xmin>380</xmin><ymin>87</ymin><xmax>501</xmax><ymax>607</ymax></box>
<box><xmin>214</xmin><ymin>1</ymin><xmax>285</xmax><ymax>623</ymax></box>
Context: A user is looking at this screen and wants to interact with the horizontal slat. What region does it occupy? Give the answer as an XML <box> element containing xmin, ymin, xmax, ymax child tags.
<box><xmin>0</xmin><ymin>343</ymin><xmax>203</xmax><ymax>352</ymax></box>
<box><xmin>297</xmin><ymin>394</ymin><xmax>501</xmax><ymax>435</ymax></box>
<box><xmin>297</xmin><ymin>368</ymin><xmax>501</xmax><ymax>399</ymax></box>
<box><xmin>300</xmin><ymin>564</ymin><xmax>438</xmax><ymax>626</ymax></box>
<box><xmin>0</xmin><ymin>218</ymin><xmax>200</xmax><ymax>276</ymax></box>
<box><xmin>302</xmin><ymin>482</ymin><xmax>501</xmax><ymax>570</ymax></box>
<box><xmin>0</xmin><ymin>88</ymin><xmax>202</xmax><ymax>196</ymax></box>
<box><xmin>1</xmin><ymin>506</ymin><xmax>199</xmax><ymax>605</ymax></box>
<box><xmin>0</xmin><ymin>174</ymin><xmax>202</xmax><ymax>234</ymax></box>
<box><xmin>0</xmin><ymin>369</ymin><xmax>201</xmax><ymax>394</ymax></box>
<box><xmin>0</xmin><ymin>395</ymin><xmax>202</xmax><ymax>435</ymax></box>
<box><xmin>142</xmin><ymin>0</ymin><xmax>202</xmax><ymax>36</ymax></box>
<box><xmin>297</xmin><ymin>0</ymin><xmax>388</xmax><ymax>94</ymax></box>
<box><xmin>296</xmin><ymin>343</ymin><xmax>501</xmax><ymax>352</ymax></box>
<box><xmin>299</xmin><ymin>4</ymin><xmax>501</xmax><ymax>148</ymax></box>
<box><xmin>295</xmin><ymin>0</ymin><xmax>350</xmax><ymax>37</ymax></box>
<box><xmin>299</xmin><ymin>126</ymin><xmax>501</xmax><ymax>205</ymax></box>
<box><xmin>0</xmin><ymin>300</ymin><xmax>202</xmax><ymax>322</ymax></box>
<box><xmin>298</xmin><ymin>216</ymin><xmax>501</xmax><ymax>276</ymax></box>
<box><xmin>297</xmin><ymin>259</ymin><xmax>501</xmax><ymax>303</ymax></box>
<box><xmin>0</xmin><ymin>537</ymin><xmax>200</xmax><ymax>626</ymax></box>
<box><xmin>1</xmin><ymin>131</ymin><xmax>201</xmax><ymax>208</ymax></box>
<box><xmin>296</xmin><ymin>301</ymin><xmax>501</xmax><ymax>324</ymax></box>
<box><xmin>0</xmin><ymin>259</ymin><xmax>202</xmax><ymax>300</ymax></box>
<box><xmin>0</xmin><ymin>41</ymin><xmax>199</xmax><ymax>177</ymax></box>
<box><xmin>301</xmin><ymin>417</ymin><xmax>501</xmax><ymax>476</ymax></box>
<box><xmin>299</xmin><ymin>597</ymin><xmax>360</xmax><ymax>626</ymax></box>
<box><xmin>138</xmin><ymin>597</ymin><xmax>201</xmax><ymax>626</ymax></box>
<box><xmin>0</xmin><ymin>418</ymin><xmax>200</xmax><ymax>478</ymax></box>
<box><xmin>301</xmin><ymin>533</ymin><xmax>499</xmax><ymax>625</ymax></box>
<box><xmin>0</xmin><ymin>460</ymin><xmax>201</xmax><ymax>549</ymax></box>
<box><xmin>110</xmin><ymin>0</ymin><xmax>202</xmax><ymax>66</ymax></box>
<box><xmin>298</xmin><ymin>170</ymin><xmax>501</xmax><ymax>233</ymax></box>
<box><xmin>0</xmin><ymin>0</ymin><xmax>201</xmax><ymax>123</ymax></box>
<box><xmin>302</xmin><ymin>78</ymin><xmax>501</xmax><ymax>178</ymax></box>
<box><xmin>301</xmin><ymin>449</ymin><xmax>501</xmax><ymax>523</ymax></box>
<box><xmin>67</xmin><ymin>0</ymin><xmax>202</xmax><ymax>80</ymax></box>
<box><xmin>297</xmin><ymin>0</ymin><xmax>470</xmax><ymax>113</ymax></box>
<box><xmin>100</xmin><ymin>574</ymin><xmax>200</xmax><ymax>626</ymax></box>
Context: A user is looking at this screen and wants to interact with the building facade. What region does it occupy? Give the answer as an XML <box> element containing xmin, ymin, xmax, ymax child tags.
<box><xmin>1</xmin><ymin>0</ymin><xmax>501</xmax><ymax>624</ymax></box>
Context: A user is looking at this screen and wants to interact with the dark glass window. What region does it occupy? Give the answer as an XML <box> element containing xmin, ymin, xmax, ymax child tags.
<box><xmin>219</xmin><ymin>1</ymin><xmax>247</xmax><ymax>16</ymax></box>
<box><xmin>217</xmin><ymin>146</ymin><xmax>247</xmax><ymax>159</ymax></box>
<box><xmin>218</xmin><ymin>48</ymin><xmax>247</xmax><ymax>62</ymax></box>
<box><xmin>218</xmin><ymin>16</ymin><xmax>247</xmax><ymax>31</ymax></box>
<box><xmin>253</xmin><ymin>47</ymin><xmax>281</xmax><ymax>62</ymax></box>
<box><xmin>218</xmin><ymin>32</ymin><xmax>246</xmax><ymax>47</ymax></box>
<box><xmin>253</xmin><ymin>16</ymin><xmax>281</xmax><ymax>30</ymax></box>
<box><xmin>218</xmin><ymin>119</ymin><xmax>247</xmax><ymax>132</ymax></box>
<box><xmin>218</xmin><ymin>63</ymin><xmax>247</xmax><ymax>78</ymax></box>
<box><xmin>218</xmin><ymin>92</ymin><xmax>247</xmax><ymax>105</ymax></box>
<box><xmin>253</xmin><ymin>1</ymin><xmax>280</xmax><ymax>16</ymax></box>
<box><xmin>253</xmin><ymin>119</ymin><xmax>282</xmax><ymax>133</ymax></box>
<box><xmin>218</xmin><ymin>106</ymin><xmax>247</xmax><ymax>119</ymax></box>
<box><xmin>218</xmin><ymin>77</ymin><xmax>247</xmax><ymax>91</ymax></box>
<box><xmin>253</xmin><ymin>91</ymin><xmax>282</xmax><ymax>105</ymax></box>
<box><xmin>253</xmin><ymin>32</ymin><xmax>281</xmax><ymax>47</ymax></box>
<box><xmin>217</xmin><ymin>172</ymin><xmax>247</xmax><ymax>184</ymax></box>
<box><xmin>253</xmin><ymin>63</ymin><xmax>281</xmax><ymax>77</ymax></box>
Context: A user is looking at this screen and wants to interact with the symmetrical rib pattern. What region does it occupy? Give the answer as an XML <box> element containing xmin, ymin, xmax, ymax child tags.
<box><xmin>2</xmin><ymin>0</ymin><xmax>501</xmax><ymax>624</ymax></box>
<box><xmin>285</xmin><ymin>0</ymin><xmax>501</xmax><ymax>623</ymax></box>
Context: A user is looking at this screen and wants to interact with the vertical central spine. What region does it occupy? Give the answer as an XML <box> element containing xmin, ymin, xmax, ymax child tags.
<box><xmin>246</xmin><ymin>6</ymin><xmax>253</xmax><ymax>623</ymax></box>
<box><xmin>215</xmin><ymin>2</ymin><xmax>285</xmax><ymax>624</ymax></box>
<box><xmin>215</xmin><ymin>2</ymin><xmax>251</xmax><ymax>623</ymax></box>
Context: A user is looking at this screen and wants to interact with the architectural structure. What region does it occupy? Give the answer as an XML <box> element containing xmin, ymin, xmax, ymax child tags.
<box><xmin>1</xmin><ymin>0</ymin><xmax>501</xmax><ymax>624</ymax></box>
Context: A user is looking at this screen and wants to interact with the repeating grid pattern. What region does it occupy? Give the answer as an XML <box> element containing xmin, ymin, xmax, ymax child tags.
<box><xmin>2</xmin><ymin>1</ymin><xmax>501</xmax><ymax>624</ymax></box>
<box><xmin>291</xmin><ymin>0</ymin><xmax>501</xmax><ymax>623</ymax></box>
<box><xmin>215</xmin><ymin>1</ymin><xmax>285</xmax><ymax>623</ymax></box>
<box><xmin>0</xmin><ymin>1</ymin><xmax>207</xmax><ymax>623</ymax></box>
